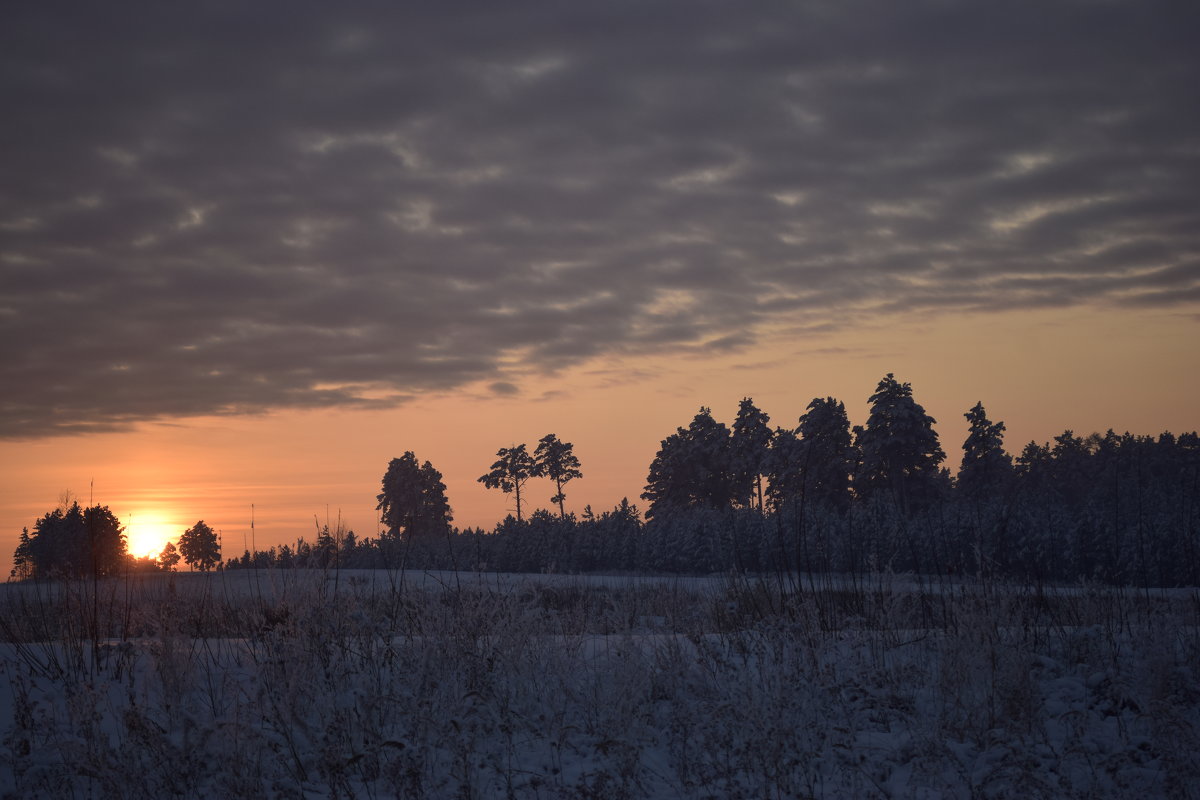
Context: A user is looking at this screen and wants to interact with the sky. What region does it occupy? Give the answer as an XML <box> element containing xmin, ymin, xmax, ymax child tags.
<box><xmin>2</xmin><ymin>1</ymin><xmax>1198</xmax><ymax>560</ymax></box>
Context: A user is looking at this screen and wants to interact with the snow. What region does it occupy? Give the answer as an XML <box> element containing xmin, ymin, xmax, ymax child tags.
<box><xmin>1</xmin><ymin>572</ymin><xmax>1197</xmax><ymax>798</ymax></box>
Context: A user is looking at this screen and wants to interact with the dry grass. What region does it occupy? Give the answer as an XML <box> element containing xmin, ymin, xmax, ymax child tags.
<box><xmin>1</xmin><ymin>569</ymin><xmax>1198</xmax><ymax>798</ymax></box>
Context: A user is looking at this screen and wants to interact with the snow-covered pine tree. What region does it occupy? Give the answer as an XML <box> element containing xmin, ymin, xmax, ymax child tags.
<box><xmin>642</xmin><ymin>407</ymin><xmax>737</xmax><ymax>519</ymax></box>
<box><xmin>642</xmin><ymin>428</ymin><xmax>693</xmax><ymax>520</ymax></box>
<box><xmin>797</xmin><ymin>396</ymin><xmax>856</xmax><ymax>513</ymax></box>
<box><xmin>731</xmin><ymin>398</ymin><xmax>773</xmax><ymax>511</ymax></box>
<box><xmin>855</xmin><ymin>374</ymin><xmax>946</xmax><ymax>515</ymax></box>
<box><xmin>958</xmin><ymin>402</ymin><xmax>1013</xmax><ymax>500</ymax></box>
<box><xmin>956</xmin><ymin>402</ymin><xmax>1014</xmax><ymax>575</ymax></box>
<box><xmin>686</xmin><ymin>407</ymin><xmax>737</xmax><ymax>512</ymax></box>
<box><xmin>765</xmin><ymin>426</ymin><xmax>801</xmax><ymax>512</ymax></box>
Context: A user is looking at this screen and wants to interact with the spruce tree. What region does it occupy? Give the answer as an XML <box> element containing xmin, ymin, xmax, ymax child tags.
<box><xmin>958</xmin><ymin>402</ymin><xmax>1013</xmax><ymax>500</ymax></box>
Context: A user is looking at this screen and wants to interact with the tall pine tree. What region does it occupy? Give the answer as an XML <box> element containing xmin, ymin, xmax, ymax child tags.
<box><xmin>731</xmin><ymin>398</ymin><xmax>773</xmax><ymax>511</ymax></box>
<box><xmin>378</xmin><ymin>452</ymin><xmax>453</xmax><ymax>539</ymax></box>
<box><xmin>478</xmin><ymin>444</ymin><xmax>536</xmax><ymax>521</ymax></box>
<box><xmin>533</xmin><ymin>434</ymin><xmax>583</xmax><ymax>518</ymax></box>
<box><xmin>958</xmin><ymin>402</ymin><xmax>1013</xmax><ymax>500</ymax></box>
<box><xmin>642</xmin><ymin>407</ymin><xmax>736</xmax><ymax>519</ymax></box>
<box><xmin>797</xmin><ymin>396</ymin><xmax>856</xmax><ymax>513</ymax></box>
<box><xmin>855</xmin><ymin>374</ymin><xmax>946</xmax><ymax>514</ymax></box>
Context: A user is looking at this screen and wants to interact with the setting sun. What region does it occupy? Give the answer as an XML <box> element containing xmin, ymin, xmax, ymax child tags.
<box><xmin>124</xmin><ymin>514</ymin><xmax>177</xmax><ymax>559</ymax></box>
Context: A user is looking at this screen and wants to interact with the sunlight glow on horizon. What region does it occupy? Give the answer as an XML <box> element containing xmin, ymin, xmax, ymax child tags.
<box><xmin>123</xmin><ymin>512</ymin><xmax>179</xmax><ymax>559</ymax></box>
<box><xmin>1</xmin><ymin>307</ymin><xmax>1195</xmax><ymax>565</ymax></box>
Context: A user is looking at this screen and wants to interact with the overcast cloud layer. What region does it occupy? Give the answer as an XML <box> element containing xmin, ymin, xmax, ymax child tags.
<box><xmin>2</xmin><ymin>1</ymin><xmax>1198</xmax><ymax>437</ymax></box>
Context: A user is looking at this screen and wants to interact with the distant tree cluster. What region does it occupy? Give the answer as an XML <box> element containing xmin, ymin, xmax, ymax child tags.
<box><xmin>11</xmin><ymin>501</ymin><xmax>126</xmax><ymax>579</ymax></box>
<box><xmin>215</xmin><ymin>374</ymin><xmax>1197</xmax><ymax>586</ymax></box>
<box><xmin>632</xmin><ymin>375</ymin><xmax>1198</xmax><ymax>585</ymax></box>
<box><xmin>9</xmin><ymin>503</ymin><xmax>224</xmax><ymax>578</ymax></box>
<box><xmin>224</xmin><ymin>522</ymin><xmax>378</xmax><ymax>571</ymax></box>
<box><xmin>641</xmin><ymin>377</ymin><xmax>950</xmax><ymax>521</ymax></box>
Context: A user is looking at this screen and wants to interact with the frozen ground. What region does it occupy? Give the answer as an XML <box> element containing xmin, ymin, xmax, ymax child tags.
<box><xmin>8</xmin><ymin>567</ymin><xmax>1191</xmax><ymax>603</ymax></box>
<box><xmin>1</xmin><ymin>571</ymin><xmax>1198</xmax><ymax>798</ymax></box>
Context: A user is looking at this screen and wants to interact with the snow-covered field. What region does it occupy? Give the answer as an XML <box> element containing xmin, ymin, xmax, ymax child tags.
<box><xmin>2</xmin><ymin>570</ymin><xmax>1198</xmax><ymax>798</ymax></box>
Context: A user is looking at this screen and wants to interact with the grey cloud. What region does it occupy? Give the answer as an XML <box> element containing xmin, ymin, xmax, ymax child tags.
<box><xmin>488</xmin><ymin>382</ymin><xmax>520</xmax><ymax>397</ymax></box>
<box><xmin>2</xmin><ymin>0</ymin><xmax>1198</xmax><ymax>437</ymax></box>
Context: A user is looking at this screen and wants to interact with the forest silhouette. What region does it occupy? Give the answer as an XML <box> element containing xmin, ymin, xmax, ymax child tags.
<box><xmin>13</xmin><ymin>373</ymin><xmax>1200</xmax><ymax>587</ymax></box>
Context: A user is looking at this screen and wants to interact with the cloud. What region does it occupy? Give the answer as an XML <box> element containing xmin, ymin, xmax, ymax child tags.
<box><xmin>2</xmin><ymin>1</ymin><xmax>1198</xmax><ymax>437</ymax></box>
<box><xmin>488</xmin><ymin>382</ymin><xmax>520</xmax><ymax>397</ymax></box>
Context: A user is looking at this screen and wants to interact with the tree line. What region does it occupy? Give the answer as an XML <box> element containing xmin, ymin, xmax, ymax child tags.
<box><xmin>221</xmin><ymin>372</ymin><xmax>1200</xmax><ymax>586</ymax></box>
<box><xmin>12</xmin><ymin>373</ymin><xmax>1200</xmax><ymax>585</ymax></box>
<box><xmin>11</xmin><ymin>510</ymin><xmax>221</xmax><ymax>579</ymax></box>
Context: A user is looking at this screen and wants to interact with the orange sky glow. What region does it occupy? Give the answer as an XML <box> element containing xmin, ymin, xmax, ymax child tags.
<box><xmin>3</xmin><ymin>307</ymin><xmax>1195</xmax><ymax>563</ymax></box>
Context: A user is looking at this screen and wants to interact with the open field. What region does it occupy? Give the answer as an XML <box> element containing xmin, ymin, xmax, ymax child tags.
<box><xmin>2</xmin><ymin>569</ymin><xmax>1199</xmax><ymax>798</ymax></box>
